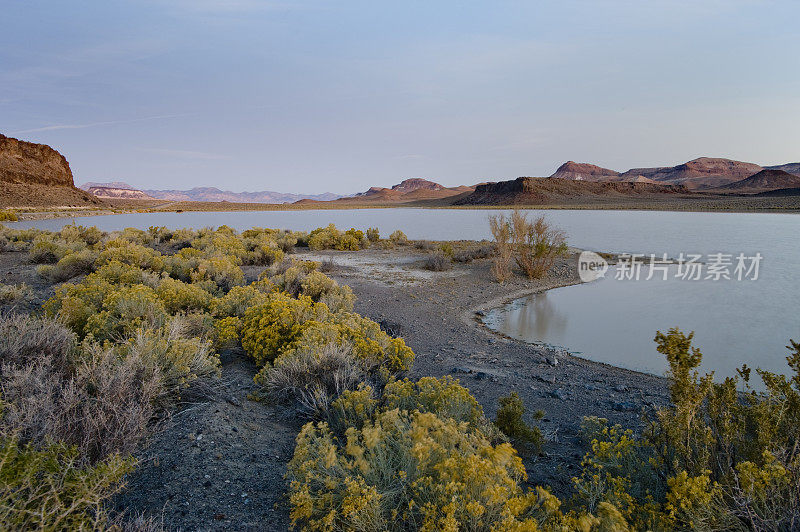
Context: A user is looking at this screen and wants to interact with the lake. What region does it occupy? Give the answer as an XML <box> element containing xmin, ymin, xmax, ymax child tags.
<box><xmin>10</xmin><ymin>208</ymin><xmax>800</xmax><ymax>382</ymax></box>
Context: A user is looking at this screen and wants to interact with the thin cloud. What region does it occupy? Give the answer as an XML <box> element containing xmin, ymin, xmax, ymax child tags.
<box><xmin>10</xmin><ymin>113</ymin><xmax>195</xmax><ymax>135</ymax></box>
<box><xmin>136</xmin><ymin>147</ymin><xmax>230</xmax><ymax>160</ymax></box>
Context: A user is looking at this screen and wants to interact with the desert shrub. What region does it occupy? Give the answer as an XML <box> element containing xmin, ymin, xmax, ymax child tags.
<box><xmin>388</xmin><ymin>229</ymin><xmax>408</xmax><ymax>246</ymax></box>
<box><xmin>93</xmin><ymin>260</ymin><xmax>161</xmax><ymax>288</ymax></box>
<box><xmin>97</xmin><ymin>239</ymin><xmax>165</xmax><ymax>272</ymax></box>
<box><xmin>83</xmin><ymin>284</ymin><xmax>167</xmax><ymax>342</ymax></box>
<box><xmin>244</xmin><ymin>243</ymin><xmax>284</xmax><ymax>266</ymax></box>
<box><xmin>0</xmin><ymin>315</ymin><xmax>164</xmax><ymax>462</ymax></box>
<box><xmin>240</xmin><ymin>293</ymin><xmax>329</xmax><ymax>367</ymax></box>
<box><xmin>287</xmin><ymin>409</ymin><xmax>553</xmax><ymax>531</ymax></box>
<box><xmin>0</xmin><ymin>435</ymin><xmax>133</xmax><ymax>530</ymax></box>
<box><xmin>37</xmin><ymin>248</ymin><xmax>98</xmax><ymax>283</ymax></box>
<box><xmin>308</xmin><ymin>224</ymin><xmax>341</xmax><ymax>251</ymax></box>
<box><xmin>260</xmin><ymin>342</ymin><xmax>366</xmax><ymax>417</ymax></box>
<box><xmin>414</xmin><ymin>240</ymin><xmax>436</xmax><ymax>251</ymax></box>
<box><xmin>189</xmin><ymin>255</ymin><xmax>244</xmax><ymax>293</ymax></box>
<box><xmin>489</xmin><ymin>214</ymin><xmax>513</xmax><ymax>282</ymax></box>
<box><xmin>569</xmin><ymin>330</ymin><xmax>800</xmax><ymax>531</ymax></box>
<box><xmin>0</xmin><ymin>209</ymin><xmax>19</xmax><ymax>221</ymax></box>
<box><xmin>29</xmin><ymin>234</ymin><xmax>86</xmax><ymax>264</ymax></box>
<box><xmin>270</xmin><ymin>260</ymin><xmax>320</xmax><ymax>296</ymax></box>
<box><xmin>255</xmin><ymin>313</ymin><xmax>415</xmax><ymax>406</ymax></box>
<box><xmin>510</xmin><ymin>210</ymin><xmax>567</xmax><ymax>279</ymax></box>
<box><xmin>115</xmin><ymin>227</ymin><xmax>151</xmax><ymax>246</ymax></box>
<box><xmin>59</xmin><ymin>224</ymin><xmax>104</xmax><ymax>246</ymax></box>
<box><xmin>210</xmin><ymin>284</ymin><xmax>271</xmax><ymax>318</ymax></box>
<box><xmin>277</xmin><ymin>232</ymin><xmax>299</xmax><ymax>253</ymax></box>
<box><xmin>366</xmin><ymin>227</ymin><xmax>380</xmax><ymax>242</ymax></box>
<box><xmin>164</xmin><ymin>247</ymin><xmax>203</xmax><ymax>281</ymax></box>
<box><xmin>423</xmin><ymin>253</ymin><xmax>452</xmax><ymax>271</ymax></box>
<box><xmin>214</xmin><ymin>316</ymin><xmax>241</xmax><ymax>349</ymax></box>
<box><xmin>301</xmin><ymin>271</ymin><xmax>355</xmax><ymax>313</ymax></box>
<box><xmin>382</xmin><ymin>376</ymin><xmax>484</xmax><ymax>428</ymax></box>
<box><xmin>0</xmin><ymin>283</ymin><xmax>34</xmax><ymax>305</ymax></box>
<box><xmin>156</xmin><ymin>277</ymin><xmax>212</xmax><ymax>314</ymax></box>
<box><xmin>0</xmin><ymin>314</ymin><xmax>76</xmax><ymax>372</ymax></box>
<box><xmin>438</xmin><ymin>242</ymin><xmax>454</xmax><ymax>258</ymax></box>
<box><xmin>453</xmin><ymin>243</ymin><xmax>495</xmax><ymax>263</ymax></box>
<box><xmin>319</xmin><ymin>256</ymin><xmax>337</xmax><ymax>272</ymax></box>
<box><xmin>495</xmin><ymin>392</ymin><xmax>544</xmax><ymax>452</ymax></box>
<box><xmin>117</xmin><ymin>323</ymin><xmax>220</xmax><ymax>406</ymax></box>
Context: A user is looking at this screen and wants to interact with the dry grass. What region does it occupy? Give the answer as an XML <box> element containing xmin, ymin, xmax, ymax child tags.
<box><xmin>489</xmin><ymin>214</ymin><xmax>513</xmax><ymax>282</ymax></box>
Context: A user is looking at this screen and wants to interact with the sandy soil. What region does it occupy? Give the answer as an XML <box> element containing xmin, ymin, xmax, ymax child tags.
<box><xmin>0</xmin><ymin>247</ymin><xmax>672</xmax><ymax>531</ymax></box>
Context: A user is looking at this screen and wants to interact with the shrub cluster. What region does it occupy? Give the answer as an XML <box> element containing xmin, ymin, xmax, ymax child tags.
<box><xmin>307</xmin><ymin>224</ymin><xmax>369</xmax><ymax>251</ymax></box>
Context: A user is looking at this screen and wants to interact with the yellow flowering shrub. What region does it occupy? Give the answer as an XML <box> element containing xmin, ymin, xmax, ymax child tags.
<box><xmin>83</xmin><ymin>284</ymin><xmax>167</xmax><ymax>342</ymax></box>
<box><xmin>241</xmin><ymin>293</ymin><xmax>329</xmax><ymax>367</ymax></box>
<box><xmin>156</xmin><ymin>277</ymin><xmax>213</xmax><ymax>314</ymax></box>
<box><xmin>214</xmin><ymin>316</ymin><xmax>241</xmax><ymax>349</ymax></box>
<box><xmin>96</xmin><ymin>239</ymin><xmax>165</xmax><ymax>271</ymax></box>
<box><xmin>383</xmin><ymin>376</ymin><xmax>484</xmax><ymax>428</ymax></box>
<box><xmin>190</xmin><ymin>255</ymin><xmax>245</xmax><ymax>293</ymax></box>
<box><xmin>287</xmin><ymin>409</ymin><xmax>545</xmax><ymax>531</ymax></box>
<box><xmin>210</xmin><ymin>284</ymin><xmax>272</xmax><ymax>318</ymax></box>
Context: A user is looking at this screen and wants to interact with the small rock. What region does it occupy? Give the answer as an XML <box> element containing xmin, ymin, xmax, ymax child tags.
<box><xmin>612</xmin><ymin>401</ymin><xmax>638</xmax><ymax>412</ymax></box>
<box><xmin>547</xmin><ymin>356</ymin><xmax>559</xmax><ymax>367</ymax></box>
<box><xmin>475</xmin><ymin>310</ymin><xmax>486</xmax><ymax>317</ymax></box>
<box><xmin>613</xmin><ymin>385</ymin><xmax>628</xmax><ymax>393</ymax></box>
<box><xmin>550</xmin><ymin>389</ymin><xmax>566</xmax><ymax>400</ymax></box>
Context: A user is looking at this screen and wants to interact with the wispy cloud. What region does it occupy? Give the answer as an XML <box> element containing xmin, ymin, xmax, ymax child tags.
<box><xmin>136</xmin><ymin>147</ymin><xmax>230</xmax><ymax>160</ymax></box>
<box><xmin>10</xmin><ymin>113</ymin><xmax>195</xmax><ymax>135</ymax></box>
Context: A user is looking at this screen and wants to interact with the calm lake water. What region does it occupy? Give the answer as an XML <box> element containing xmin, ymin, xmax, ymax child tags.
<box><xmin>10</xmin><ymin>208</ymin><xmax>800</xmax><ymax>382</ymax></box>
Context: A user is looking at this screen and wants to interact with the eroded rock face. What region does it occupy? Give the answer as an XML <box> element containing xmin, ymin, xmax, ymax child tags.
<box><xmin>0</xmin><ymin>134</ymin><xmax>74</xmax><ymax>187</ymax></box>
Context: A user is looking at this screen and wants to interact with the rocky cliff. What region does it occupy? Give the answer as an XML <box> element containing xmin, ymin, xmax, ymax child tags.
<box><xmin>0</xmin><ymin>133</ymin><xmax>102</xmax><ymax>208</ymax></box>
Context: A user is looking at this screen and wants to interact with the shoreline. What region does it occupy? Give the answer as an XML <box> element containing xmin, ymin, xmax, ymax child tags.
<box><xmin>6</xmin><ymin>194</ymin><xmax>800</xmax><ymax>222</ymax></box>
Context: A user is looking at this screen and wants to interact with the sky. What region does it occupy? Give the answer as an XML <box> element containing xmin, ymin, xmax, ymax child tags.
<box><xmin>2</xmin><ymin>1</ymin><xmax>799</xmax><ymax>194</ymax></box>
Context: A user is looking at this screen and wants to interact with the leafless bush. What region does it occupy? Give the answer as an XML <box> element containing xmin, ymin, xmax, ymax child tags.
<box><xmin>414</xmin><ymin>240</ymin><xmax>436</xmax><ymax>251</ymax></box>
<box><xmin>424</xmin><ymin>253</ymin><xmax>452</xmax><ymax>271</ymax></box>
<box><xmin>453</xmin><ymin>244</ymin><xmax>496</xmax><ymax>263</ymax></box>
<box><xmin>320</xmin><ymin>257</ymin><xmax>337</xmax><ymax>272</ymax></box>
<box><xmin>261</xmin><ymin>343</ymin><xmax>365</xmax><ymax>418</ymax></box>
<box><xmin>489</xmin><ymin>214</ymin><xmax>513</xmax><ymax>282</ymax></box>
<box><xmin>510</xmin><ymin>210</ymin><xmax>567</xmax><ymax>279</ymax></box>
<box><xmin>0</xmin><ymin>314</ymin><xmax>76</xmax><ymax>373</ymax></box>
<box><xmin>0</xmin><ymin>317</ymin><xmax>161</xmax><ymax>463</ymax></box>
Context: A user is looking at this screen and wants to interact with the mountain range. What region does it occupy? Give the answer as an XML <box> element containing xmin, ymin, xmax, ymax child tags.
<box><xmin>79</xmin><ymin>183</ymin><xmax>342</xmax><ymax>204</ymax></box>
<box><xmin>548</xmin><ymin>157</ymin><xmax>800</xmax><ymax>190</ymax></box>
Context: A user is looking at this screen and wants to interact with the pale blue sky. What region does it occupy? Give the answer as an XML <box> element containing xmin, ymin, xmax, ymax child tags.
<box><xmin>2</xmin><ymin>1</ymin><xmax>799</xmax><ymax>193</ymax></box>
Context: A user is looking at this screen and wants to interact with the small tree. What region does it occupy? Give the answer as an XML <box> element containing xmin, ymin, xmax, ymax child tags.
<box><xmin>489</xmin><ymin>214</ymin><xmax>513</xmax><ymax>282</ymax></box>
<box><xmin>510</xmin><ymin>210</ymin><xmax>567</xmax><ymax>279</ymax></box>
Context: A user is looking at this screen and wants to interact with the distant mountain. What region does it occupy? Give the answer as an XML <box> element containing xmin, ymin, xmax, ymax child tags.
<box><xmin>80</xmin><ymin>183</ymin><xmax>342</xmax><ymax>204</ymax></box>
<box><xmin>305</xmin><ymin>178</ymin><xmax>474</xmax><ymax>206</ymax></box>
<box><xmin>87</xmin><ymin>186</ymin><xmax>155</xmax><ymax>200</ymax></box>
<box><xmin>1</xmin><ymin>133</ymin><xmax>103</xmax><ymax>208</ymax></box>
<box><xmin>80</xmin><ymin>181</ymin><xmax>136</xmax><ymax>190</ymax></box>
<box><xmin>548</xmin><ymin>157</ymin><xmax>800</xmax><ymax>190</ymax></box>
<box><xmin>765</xmin><ymin>163</ymin><xmax>800</xmax><ymax>176</ymax></box>
<box><xmin>716</xmin><ymin>169</ymin><xmax>800</xmax><ymax>193</ymax></box>
<box><xmin>549</xmin><ymin>161</ymin><xmax>620</xmax><ymax>181</ymax></box>
<box><xmin>454</xmin><ymin>177</ymin><xmax>689</xmax><ymax>206</ymax></box>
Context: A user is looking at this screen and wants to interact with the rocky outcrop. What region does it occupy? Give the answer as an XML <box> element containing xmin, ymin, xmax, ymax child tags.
<box><xmin>0</xmin><ymin>133</ymin><xmax>104</xmax><ymax>208</ymax></box>
<box><xmin>549</xmin><ymin>161</ymin><xmax>620</xmax><ymax>181</ymax></box>
<box><xmin>453</xmin><ymin>177</ymin><xmax>689</xmax><ymax>205</ymax></box>
<box><xmin>0</xmin><ymin>133</ymin><xmax>74</xmax><ymax>187</ymax></box>
<box><xmin>87</xmin><ymin>186</ymin><xmax>155</xmax><ymax>200</ymax></box>
<box><xmin>716</xmin><ymin>169</ymin><xmax>800</xmax><ymax>193</ymax></box>
<box><xmin>390</xmin><ymin>178</ymin><xmax>444</xmax><ymax>192</ymax></box>
<box><xmin>765</xmin><ymin>163</ymin><xmax>800</xmax><ymax>177</ymax></box>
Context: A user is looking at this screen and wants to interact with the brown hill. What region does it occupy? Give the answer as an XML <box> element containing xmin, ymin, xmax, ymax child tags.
<box><xmin>87</xmin><ymin>186</ymin><xmax>155</xmax><ymax>200</ymax></box>
<box><xmin>619</xmin><ymin>157</ymin><xmax>762</xmax><ymax>189</ymax></box>
<box><xmin>453</xmin><ymin>177</ymin><xmax>689</xmax><ymax>206</ymax></box>
<box><xmin>390</xmin><ymin>178</ymin><xmax>444</xmax><ymax>192</ymax></box>
<box><xmin>0</xmin><ymin>133</ymin><xmax>103</xmax><ymax>208</ymax></box>
<box><xmin>716</xmin><ymin>169</ymin><xmax>800</xmax><ymax>193</ymax></box>
<box><xmin>549</xmin><ymin>161</ymin><xmax>620</xmax><ymax>181</ymax></box>
<box><xmin>765</xmin><ymin>163</ymin><xmax>800</xmax><ymax>177</ymax></box>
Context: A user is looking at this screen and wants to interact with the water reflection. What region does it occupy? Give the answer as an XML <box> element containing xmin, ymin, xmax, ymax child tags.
<box><xmin>503</xmin><ymin>293</ymin><xmax>568</xmax><ymax>343</ymax></box>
